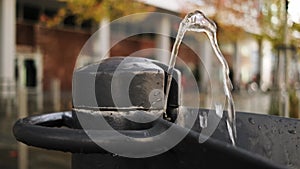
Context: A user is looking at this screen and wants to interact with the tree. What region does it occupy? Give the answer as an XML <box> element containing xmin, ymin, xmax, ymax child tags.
<box><xmin>259</xmin><ymin>0</ymin><xmax>287</xmax><ymax>46</ymax></box>
<box><xmin>45</xmin><ymin>0</ymin><xmax>154</xmax><ymax>27</ymax></box>
<box><xmin>200</xmin><ymin>0</ymin><xmax>261</xmax><ymax>40</ymax></box>
<box><xmin>259</xmin><ymin>0</ymin><xmax>300</xmax><ymax>117</ymax></box>
<box><xmin>43</xmin><ymin>0</ymin><xmax>154</xmax><ymax>60</ymax></box>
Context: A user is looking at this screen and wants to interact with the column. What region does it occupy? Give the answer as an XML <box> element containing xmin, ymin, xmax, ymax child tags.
<box><xmin>0</xmin><ymin>0</ymin><xmax>16</xmax><ymax>98</ymax></box>
<box><xmin>233</xmin><ymin>41</ymin><xmax>240</xmax><ymax>90</ymax></box>
<box><xmin>35</xmin><ymin>49</ymin><xmax>43</xmax><ymax>112</ymax></box>
<box><xmin>99</xmin><ymin>17</ymin><xmax>110</xmax><ymax>59</ymax></box>
<box><xmin>155</xmin><ymin>16</ymin><xmax>171</xmax><ymax>64</ymax></box>
<box><xmin>93</xmin><ymin>17</ymin><xmax>110</xmax><ymax>62</ymax></box>
<box><xmin>200</xmin><ymin>40</ymin><xmax>212</xmax><ymax>93</ymax></box>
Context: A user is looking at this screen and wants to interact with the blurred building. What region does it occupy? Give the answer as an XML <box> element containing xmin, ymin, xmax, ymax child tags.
<box><xmin>0</xmin><ymin>0</ymin><xmax>274</xmax><ymax>100</ymax></box>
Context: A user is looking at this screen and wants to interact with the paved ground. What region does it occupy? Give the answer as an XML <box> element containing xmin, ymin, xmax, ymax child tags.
<box><xmin>0</xmin><ymin>91</ymin><xmax>71</xmax><ymax>169</ymax></box>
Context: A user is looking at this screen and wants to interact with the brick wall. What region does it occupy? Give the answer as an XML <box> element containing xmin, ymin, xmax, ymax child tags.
<box><xmin>35</xmin><ymin>26</ymin><xmax>91</xmax><ymax>91</ymax></box>
<box><xmin>111</xmin><ymin>36</ymin><xmax>155</xmax><ymax>57</ymax></box>
<box><xmin>17</xmin><ymin>23</ymin><xmax>35</xmax><ymax>47</ymax></box>
<box><xmin>17</xmin><ymin>24</ymin><xmax>200</xmax><ymax>91</ymax></box>
<box><xmin>111</xmin><ymin>36</ymin><xmax>200</xmax><ymax>64</ymax></box>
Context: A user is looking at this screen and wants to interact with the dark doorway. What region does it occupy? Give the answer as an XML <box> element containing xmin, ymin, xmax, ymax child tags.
<box><xmin>25</xmin><ymin>59</ymin><xmax>37</xmax><ymax>87</ymax></box>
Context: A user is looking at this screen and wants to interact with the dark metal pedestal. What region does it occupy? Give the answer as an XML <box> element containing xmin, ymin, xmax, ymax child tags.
<box><xmin>13</xmin><ymin>110</ymin><xmax>300</xmax><ymax>169</ymax></box>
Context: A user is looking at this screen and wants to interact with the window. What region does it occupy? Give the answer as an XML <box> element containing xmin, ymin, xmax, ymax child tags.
<box><xmin>23</xmin><ymin>5</ymin><xmax>40</xmax><ymax>22</ymax></box>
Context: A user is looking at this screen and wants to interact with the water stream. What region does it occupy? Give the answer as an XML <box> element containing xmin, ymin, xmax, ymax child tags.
<box><xmin>164</xmin><ymin>10</ymin><xmax>237</xmax><ymax>145</ymax></box>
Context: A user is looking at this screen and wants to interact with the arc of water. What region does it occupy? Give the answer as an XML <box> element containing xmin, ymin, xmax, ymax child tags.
<box><xmin>165</xmin><ymin>10</ymin><xmax>237</xmax><ymax>145</ymax></box>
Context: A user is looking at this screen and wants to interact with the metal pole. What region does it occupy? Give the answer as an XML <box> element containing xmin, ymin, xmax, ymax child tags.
<box><xmin>99</xmin><ymin>17</ymin><xmax>110</xmax><ymax>59</ymax></box>
<box><xmin>36</xmin><ymin>49</ymin><xmax>43</xmax><ymax>112</ymax></box>
<box><xmin>155</xmin><ymin>16</ymin><xmax>171</xmax><ymax>64</ymax></box>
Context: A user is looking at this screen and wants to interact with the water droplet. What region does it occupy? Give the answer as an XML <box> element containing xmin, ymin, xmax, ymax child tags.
<box><xmin>288</xmin><ymin>130</ymin><xmax>296</xmax><ymax>134</ymax></box>
<box><xmin>215</xmin><ymin>104</ymin><xmax>223</xmax><ymax>118</ymax></box>
<box><xmin>144</xmin><ymin>132</ymin><xmax>149</xmax><ymax>137</ymax></box>
<box><xmin>248</xmin><ymin>117</ymin><xmax>255</xmax><ymax>125</ymax></box>
<box><xmin>258</xmin><ymin>125</ymin><xmax>262</xmax><ymax>130</ymax></box>
<box><xmin>199</xmin><ymin>111</ymin><xmax>208</xmax><ymax>128</ymax></box>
